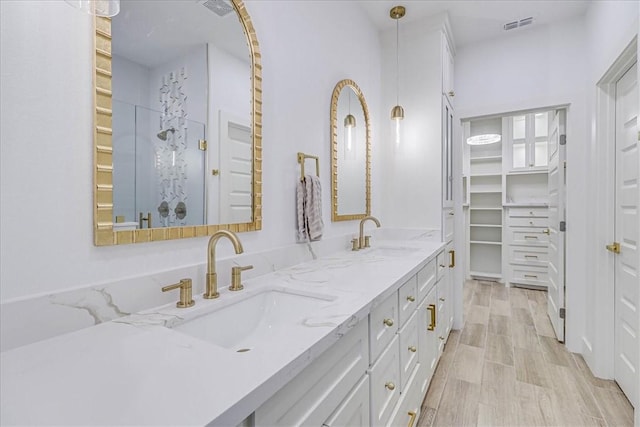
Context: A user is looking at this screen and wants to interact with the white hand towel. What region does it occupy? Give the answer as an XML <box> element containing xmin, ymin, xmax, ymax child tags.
<box><xmin>296</xmin><ymin>174</ymin><xmax>324</xmax><ymax>242</ymax></box>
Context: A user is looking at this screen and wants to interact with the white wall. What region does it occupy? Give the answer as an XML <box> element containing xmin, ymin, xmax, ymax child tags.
<box><xmin>455</xmin><ymin>17</ymin><xmax>589</xmax><ymax>353</ymax></box>
<box><xmin>0</xmin><ymin>0</ymin><xmax>381</xmax><ymax>302</ymax></box>
<box><xmin>583</xmin><ymin>0</ymin><xmax>639</xmax><ymax>379</ymax></box>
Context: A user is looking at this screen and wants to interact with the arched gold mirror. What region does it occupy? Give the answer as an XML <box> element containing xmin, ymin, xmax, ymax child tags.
<box><xmin>93</xmin><ymin>0</ymin><xmax>262</xmax><ymax>246</ymax></box>
<box><xmin>330</xmin><ymin>79</ymin><xmax>371</xmax><ymax>221</ymax></box>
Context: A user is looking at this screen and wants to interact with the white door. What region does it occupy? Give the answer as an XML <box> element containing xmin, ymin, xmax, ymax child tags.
<box><xmin>547</xmin><ymin>110</ymin><xmax>566</xmax><ymax>342</ymax></box>
<box><xmin>613</xmin><ymin>62</ymin><xmax>638</xmax><ymax>408</ymax></box>
<box><xmin>219</xmin><ymin>111</ymin><xmax>253</xmax><ymax>224</ymax></box>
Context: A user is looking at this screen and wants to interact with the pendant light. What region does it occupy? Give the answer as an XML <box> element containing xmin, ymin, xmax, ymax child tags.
<box><xmin>344</xmin><ymin>90</ymin><xmax>356</xmax><ymax>153</ymax></box>
<box><xmin>390</xmin><ymin>5</ymin><xmax>406</xmax><ymax>146</ymax></box>
<box><xmin>64</xmin><ymin>0</ymin><xmax>120</xmax><ymax>17</ymax></box>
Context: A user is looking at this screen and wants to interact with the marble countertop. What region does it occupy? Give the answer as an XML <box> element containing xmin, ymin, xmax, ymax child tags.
<box><xmin>1</xmin><ymin>239</ymin><xmax>444</xmax><ymax>426</ymax></box>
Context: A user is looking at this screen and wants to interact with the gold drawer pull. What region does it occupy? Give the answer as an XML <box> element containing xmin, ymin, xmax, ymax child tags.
<box><xmin>408</xmin><ymin>411</ymin><xmax>417</xmax><ymax>427</ymax></box>
<box><xmin>449</xmin><ymin>249</ymin><xmax>455</xmax><ymax>268</ymax></box>
<box><xmin>427</xmin><ymin>304</ymin><xmax>436</xmax><ymax>331</ymax></box>
<box><xmin>383</xmin><ymin>318</ymin><xmax>394</xmax><ymax>327</ymax></box>
<box><xmin>408</xmin><ymin>346</ymin><xmax>417</xmax><ymax>353</ymax></box>
<box><xmin>385</xmin><ymin>382</ymin><xmax>396</xmax><ymax>391</ymax></box>
<box><xmin>406</xmin><ymin>295</ymin><xmax>415</xmax><ymax>302</ymax></box>
<box><xmin>524</xmin><ymin>274</ymin><xmax>538</xmax><ymax>278</ymax></box>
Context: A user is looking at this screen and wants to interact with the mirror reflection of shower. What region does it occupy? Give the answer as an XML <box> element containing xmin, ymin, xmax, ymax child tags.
<box><xmin>156</xmin><ymin>127</ymin><xmax>176</xmax><ymax>141</ymax></box>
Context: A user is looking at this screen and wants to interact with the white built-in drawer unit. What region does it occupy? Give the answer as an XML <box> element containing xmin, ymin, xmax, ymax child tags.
<box><xmin>369</xmin><ymin>335</ymin><xmax>401</xmax><ymax>426</ymax></box>
<box><xmin>369</xmin><ymin>292</ymin><xmax>399</xmax><ymax>363</ymax></box>
<box><xmin>508</xmin><ymin>217</ymin><xmax>548</xmax><ymax>228</ymax></box>
<box><xmin>510</xmin><ymin>228</ymin><xmax>549</xmax><ymax>246</ymax></box>
<box><xmin>507</xmin><ymin>207</ymin><xmax>548</xmax><ymax>218</ymax></box>
<box><xmin>255</xmin><ymin>320</ymin><xmax>369</xmax><ymax>426</ymax></box>
<box><xmin>509</xmin><ymin>246</ymin><xmax>548</xmax><ymax>267</ymax></box>
<box><xmin>398</xmin><ymin>276</ymin><xmax>418</xmax><ymax>328</ymax></box>
<box><xmin>511</xmin><ymin>265</ymin><xmax>548</xmax><ymax>287</ymax></box>
<box><xmin>398</xmin><ymin>310</ymin><xmax>419</xmax><ymax>393</ymax></box>
<box><xmin>417</xmin><ymin>259</ymin><xmax>437</xmax><ymax>302</ymax></box>
<box><xmin>387</xmin><ymin>363</ymin><xmax>421</xmax><ymax>427</ymax></box>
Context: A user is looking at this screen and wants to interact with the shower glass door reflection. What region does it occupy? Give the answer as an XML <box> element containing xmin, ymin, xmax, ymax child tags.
<box><xmin>112</xmin><ymin>100</ymin><xmax>206</xmax><ymax>229</ymax></box>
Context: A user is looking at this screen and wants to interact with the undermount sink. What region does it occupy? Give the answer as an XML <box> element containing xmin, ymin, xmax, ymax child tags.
<box><xmin>171</xmin><ymin>287</ymin><xmax>336</xmax><ymax>352</ymax></box>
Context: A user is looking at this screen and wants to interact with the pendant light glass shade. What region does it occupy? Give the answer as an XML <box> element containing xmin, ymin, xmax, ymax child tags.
<box><xmin>344</xmin><ymin>114</ymin><xmax>356</xmax><ymax>152</ymax></box>
<box><xmin>390</xmin><ymin>6</ymin><xmax>405</xmax><ymax>146</ymax></box>
<box><xmin>64</xmin><ymin>0</ymin><xmax>120</xmax><ymax>17</ymax></box>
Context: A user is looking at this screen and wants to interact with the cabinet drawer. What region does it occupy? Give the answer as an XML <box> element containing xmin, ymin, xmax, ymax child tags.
<box><xmin>436</xmin><ymin>278</ymin><xmax>449</xmax><ymax>352</ymax></box>
<box><xmin>369</xmin><ymin>335</ymin><xmax>401</xmax><ymax>427</ymax></box>
<box><xmin>509</xmin><ymin>246</ymin><xmax>548</xmax><ymax>267</ymax></box>
<box><xmin>323</xmin><ymin>376</ymin><xmax>370</xmax><ymax>427</ymax></box>
<box><xmin>511</xmin><ymin>265</ymin><xmax>548</xmax><ymax>286</ymax></box>
<box><xmin>398</xmin><ymin>311</ymin><xmax>419</xmax><ymax>393</ymax></box>
<box><xmin>507</xmin><ymin>217</ymin><xmax>548</xmax><ymax>228</ymax></box>
<box><xmin>417</xmin><ymin>259</ymin><xmax>437</xmax><ymax>303</ymax></box>
<box><xmin>255</xmin><ymin>320</ymin><xmax>368</xmax><ymax>426</ymax></box>
<box><xmin>370</xmin><ymin>292</ymin><xmax>399</xmax><ymax>364</ymax></box>
<box><xmin>436</xmin><ymin>251</ymin><xmax>447</xmax><ymax>281</ymax></box>
<box><xmin>386</xmin><ymin>363</ymin><xmax>421</xmax><ymax>427</ymax></box>
<box><xmin>510</xmin><ymin>228</ymin><xmax>549</xmax><ymax>245</ymax></box>
<box><xmin>507</xmin><ymin>207</ymin><xmax>548</xmax><ymax>218</ymax></box>
<box><xmin>443</xmin><ymin>209</ymin><xmax>454</xmax><ymax>243</ymax></box>
<box><xmin>398</xmin><ymin>276</ymin><xmax>418</xmax><ymax>328</ymax></box>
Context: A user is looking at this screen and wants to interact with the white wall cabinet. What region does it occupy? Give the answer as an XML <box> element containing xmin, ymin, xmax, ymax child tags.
<box><xmin>505</xmin><ymin>113</ymin><xmax>550</xmax><ymax>172</ymax></box>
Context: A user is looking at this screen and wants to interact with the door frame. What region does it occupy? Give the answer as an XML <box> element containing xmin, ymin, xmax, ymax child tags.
<box><xmin>590</xmin><ymin>37</ymin><xmax>637</xmax><ymax>380</ymax></box>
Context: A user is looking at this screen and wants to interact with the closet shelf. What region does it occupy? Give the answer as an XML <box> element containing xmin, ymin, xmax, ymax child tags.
<box><xmin>469</xmin><ymin>271</ymin><xmax>502</xmax><ymax>280</ymax></box>
<box><xmin>470</xmin><ymin>240</ymin><xmax>502</xmax><ymax>246</ymax></box>
<box><xmin>470</xmin><ymin>190</ymin><xmax>502</xmax><ymax>194</ymax></box>
<box><xmin>469</xmin><ymin>207</ymin><xmax>502</xmax><ymax>211</ymax></box>
<box><xmin>470</xmin><ymin>224</ymin><xmax>502</xmax><ymax>228</ymax></box>
<box><xmin>470</xmin><ymin>155</ymin><xmax>502</xmax><ymax>162</ymax></box>
<box><xmin>470</xmin><ymin>173</ymin><xmax>502</xmax><ymax>177</ymax></box>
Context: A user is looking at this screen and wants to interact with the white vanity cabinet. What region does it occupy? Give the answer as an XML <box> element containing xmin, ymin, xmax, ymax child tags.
<box><xmin>256</xmin><ymin>249</ymin><xmax>452</xmax><ymax>427</ymax></box>
<box><xmin>254</xmin><ymin>320</ymin><xmax>369</xmax><ymax>426</ymax></box>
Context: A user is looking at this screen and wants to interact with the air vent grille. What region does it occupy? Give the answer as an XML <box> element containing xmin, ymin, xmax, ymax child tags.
<box><xmin>200</xmin><ymin>0</ymin><xmax>234</xmax><ymax>17</ymax></box>
<box><xmin>504</xmin><ymin>16</ymin><xmax>534</xmax><ymax>31</ymax></box>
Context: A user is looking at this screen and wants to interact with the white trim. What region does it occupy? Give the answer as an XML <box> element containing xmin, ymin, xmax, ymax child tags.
<box><xmin>589</xmin><ymin>37</ymin><xmax>637</xmax><ymax>380</ymax></box>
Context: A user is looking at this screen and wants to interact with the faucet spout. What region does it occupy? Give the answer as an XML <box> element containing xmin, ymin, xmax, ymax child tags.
<box><xmin>204</xmin><ymin>230</ymin><xmax>244</xmax><ymax>299</ymax></box>
<box><xmin>359</xmin><ymin>215</ymin><xmax>381</xmax><ymax>249</ymax></box>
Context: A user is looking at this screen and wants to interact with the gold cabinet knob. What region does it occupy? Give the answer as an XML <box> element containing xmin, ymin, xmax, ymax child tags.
<box><xmin>408</xmin><ymin>346</ymin><xmax>417</xmax><ymax>353</ymax></box>
<box><xmin>439</xmin><ymin>297</ymin><xmax>445</xmax><ymax>302</ymax></box>
<box><xmin>448</xmin><ymin>91</ymin><xmax>455</xmax><ymax>97</ymax></box>
<box><xmin>385</xmin><ymin>382</ymin><xmax>396</xmax><ymax>391</ymax></box>
<box><xmin>439</xmin><ymin>336</ymin><xmax>445</xmax><ymax>341</ymax></box>
<box><xmin>383</xmin><ymin>318</ymin><xmax>394</xmax><ymax>327</ymax></box>
<box><xmin>542</xmin><ymin>228</ymin><xmax>550</xmax><ymax>235</ymax></box>
<box><xmin>406</xmin><ymin>295</ymin><xmax>415</xmax><ymax>303</ymax></box>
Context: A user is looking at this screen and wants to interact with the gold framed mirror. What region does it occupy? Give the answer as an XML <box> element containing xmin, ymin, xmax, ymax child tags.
<box><xmin>330</xmin><ymin>79</ymin><xmax>371</xmax><ymax>221</ymax></box>
<box><xmin>93</xmin><ymin>0</ymin><xmax>262</xmax><ymax>246</ymax></box>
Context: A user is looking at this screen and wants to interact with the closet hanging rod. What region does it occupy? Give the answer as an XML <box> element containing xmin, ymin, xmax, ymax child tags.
<box><xmin>297</xmin><ymin>152</ymin><xmax>320</xmax><ymax>181</ymax></box>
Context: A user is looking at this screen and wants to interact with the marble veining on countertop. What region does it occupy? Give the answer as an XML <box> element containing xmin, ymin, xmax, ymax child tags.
<box><xmin>1</xmin><ymin>237</ymin><xmax>444</xmax><ymax>426</ymax></box>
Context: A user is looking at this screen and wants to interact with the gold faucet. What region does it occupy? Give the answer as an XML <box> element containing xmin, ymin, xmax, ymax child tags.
<box><xmin>204</xmin><ymin>230</ymin><xmax>244</xmax><ymax>299</ymax></box>
<box><xmin>359</xmin><ymin>216</ymin><xmax>381</xmax><ymax>249</ymax></box>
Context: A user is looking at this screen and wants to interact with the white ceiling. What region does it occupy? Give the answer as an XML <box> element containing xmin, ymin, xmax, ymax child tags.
<box><xmin>358</xmin><ymin>0</ymin><xmax>591</xmax><ymax>48</ymax></box>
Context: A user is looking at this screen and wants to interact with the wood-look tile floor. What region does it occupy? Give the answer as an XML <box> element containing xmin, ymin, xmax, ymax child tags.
<box><xmin>417</xmin><ymin>280</ymin><xmax>634</xmax><ymax>427</ymax></box>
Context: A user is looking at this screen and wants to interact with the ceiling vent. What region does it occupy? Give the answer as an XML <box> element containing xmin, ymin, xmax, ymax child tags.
<box><xmin>199</xmin><ymin>0</ymin><xmax>234</xmax><ymax>17</ymax></box>
<box><xmin>504</xmin><ymin>17</ymin><xmax>534</xmax><ymax>31</ymax></box>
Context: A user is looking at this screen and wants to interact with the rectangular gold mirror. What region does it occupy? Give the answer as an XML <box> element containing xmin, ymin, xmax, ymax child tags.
<box><xmin>93</xmin><ymin>0</ymin><xmax>262</xmax><ymax>246</ymax></box>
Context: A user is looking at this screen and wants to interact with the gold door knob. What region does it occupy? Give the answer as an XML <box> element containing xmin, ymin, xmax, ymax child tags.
<box><xmin>383</xmin><ymin>318</ymin><xmax>394</xmax><ymax>327</ymax></box>
<box><xmin>606</xmin><ymin>242</ymin><xmax>621</xmax><ymax>254</ymax></box>
<box><xmin>406</xmin><ymin>295</ymin><xmax>415</xmax><ymax>302</ymax></box>
<box><xmin>408</xmin><ymin>346</ymin><xmax>417</xmax><ymax>353</ymax></box>
<box><xmin>385</xmin><ymin>382</ymin><xmax>396</xmax><ymax>391</ymax></box>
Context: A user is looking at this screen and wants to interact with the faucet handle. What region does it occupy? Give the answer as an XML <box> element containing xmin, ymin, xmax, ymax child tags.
<box><xmin>364</xmin><ymin>235</ymin><xmax>371</xmax><ymax>248</ymax></box>
<box><xmin>162</xmin><ymin>278</ymin><xmax>195</xmax><ymax>308</ymax></box>
<box><xmin>351</xmin><ymin>238</ymin><xmax>360</xmax><ymax>251</ymax></box>
<box><xmin>230</xmin><ymin>265</ymin><xmax>253</xmax><ymax>291</ymax></box>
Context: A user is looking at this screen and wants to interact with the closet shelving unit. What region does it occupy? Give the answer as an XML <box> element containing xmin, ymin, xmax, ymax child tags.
<box><xmin>466</xmin><ymin>118</ymin><xmax>503</xmax><ymax>280</ymax></box>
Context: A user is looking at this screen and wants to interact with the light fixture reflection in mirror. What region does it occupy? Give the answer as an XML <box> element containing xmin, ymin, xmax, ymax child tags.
<box><xmin>344</xmin><ymin>90</ymin><xmax>356</xmax><ymax>156</ymax></box>
<box><xmin>65</xmin><ymin>0</ymin><xmax>120</xmax><ymax>17</ymax></box>
<box><xmin>390</xmin><ymin>5</ymin><xmax>406</xmax><ymax>146</ymax></box>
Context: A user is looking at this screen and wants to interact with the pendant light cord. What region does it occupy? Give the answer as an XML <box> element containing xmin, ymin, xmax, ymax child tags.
<box><xmin>396</xmin><ymin>16</ymin><xmax>400</xmax><ymax>106</ymax></box>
